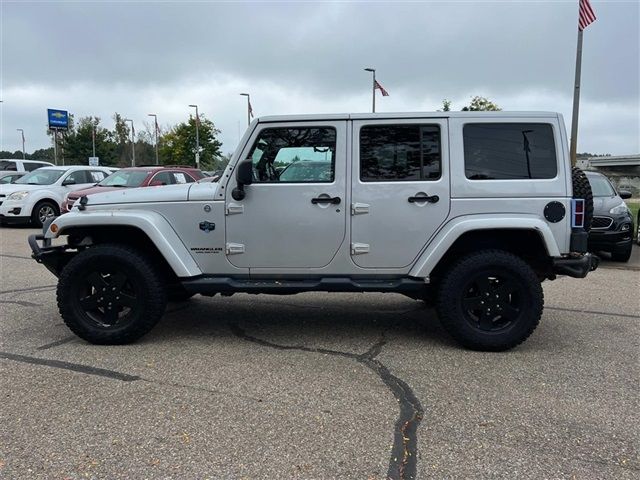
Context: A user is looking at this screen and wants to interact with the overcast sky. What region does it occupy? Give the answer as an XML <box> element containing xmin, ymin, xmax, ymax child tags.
<box><xmin>1</xmin><ymin>0</ymin><xmax>638</xmax><ymax>157</ymax></box>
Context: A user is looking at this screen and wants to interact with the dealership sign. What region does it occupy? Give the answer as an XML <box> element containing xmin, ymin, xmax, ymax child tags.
<box><xmin>47</xmin><ymin>109</ymin><xmax>69</xmax><ymax>130</ymax></box>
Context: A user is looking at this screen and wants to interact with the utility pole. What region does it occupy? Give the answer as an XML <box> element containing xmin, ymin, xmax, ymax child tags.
<box><xmin>189</xmin><ymin>104</ymin><xmax>200</xmax><ymax>169</ymax></box>
<box><xmin>148</xmin><ymin>113</ymin><xmax>159</xmax><ymax>165</ymax></box>
<box><xmin>124</xmin><ymin>118</ymin><xmax>136</xmax><ymax>166</ymax></box>
<box><xmin>240</xmin><ymin>93</ymin><xmax>252</xmax><ymax>126</ymax></box>
<box><xmin>17</xmin><ymin>129</ymin><xmax>25</xmax><ymax>159</ymax></box>
<box><xmin>91</xmin><ymin>123</ymin><xmax>96</xmax><ymax>157</ymax></box>
<box><xmin>364</xmin><ymin>68</ymin><xmax>376</xmax><ymax>113</ymax></box>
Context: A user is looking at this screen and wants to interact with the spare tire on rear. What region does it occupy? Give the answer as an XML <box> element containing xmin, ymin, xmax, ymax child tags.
<box><xmin>571</xmin><ymin>166</ymin><xmax>594</xmax><ymax>232</ymax></box>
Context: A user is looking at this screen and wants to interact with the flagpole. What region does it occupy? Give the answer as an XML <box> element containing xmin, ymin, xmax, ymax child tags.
<box><xmin>569</xmin><ymin>29</ymin><xmax>584</xmax><ymax>167</ymax></box>
<box><xmin>372</xmin><ymin>70</ymin><xmax>376</xmax><ymax>113</ymax></box>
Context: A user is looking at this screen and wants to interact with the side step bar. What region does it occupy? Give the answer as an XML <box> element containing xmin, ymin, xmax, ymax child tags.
<box><xmin>181</xmin><ymin>276</ymin><xmax>426</xmax><ymax>296</ymax></box>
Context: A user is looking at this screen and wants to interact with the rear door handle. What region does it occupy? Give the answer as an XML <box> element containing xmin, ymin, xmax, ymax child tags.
<box><xmin>408</xmin><ymin>194</ymin><xmax>439</xmax><ymax>204</ymax></box>
<box><xmin>311</xmin><ymin>196</ymin><xmax>341</xmax><ymax>205</ymax></box>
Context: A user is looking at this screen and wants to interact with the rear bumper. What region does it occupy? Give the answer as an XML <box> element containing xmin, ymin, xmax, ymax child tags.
<box><xmin>552</xmin><ymin>253</ymin><xmax>599</xmax><ymax>278</ymax></box>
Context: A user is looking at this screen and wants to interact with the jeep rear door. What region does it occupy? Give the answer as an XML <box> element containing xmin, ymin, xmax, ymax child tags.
<box><xmin>225</xmin><ymin>120</ymin><xmax>347</xmax><ymax>269</ymax></box>
<box><xmin>350</xmin><ymin>118</ymin><xmax>450</xmax><ymax>268</ymax></box>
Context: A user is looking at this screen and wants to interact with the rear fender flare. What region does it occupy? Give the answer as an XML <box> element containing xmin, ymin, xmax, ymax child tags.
<box><xmin>409</xmin><ymin>214</ymin><xmax>561</xmax><ymax>279</ymax></box>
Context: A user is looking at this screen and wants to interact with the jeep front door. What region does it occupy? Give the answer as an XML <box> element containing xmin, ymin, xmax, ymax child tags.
<box><xmin>225</xmin><ymin>122</ymin><xmax>347</xmax><ymax>269</ymax></box>
<box><xmin>350</xmin><ymin>119</ymin><xmax>450</xmax><ymax>268</ymax></box>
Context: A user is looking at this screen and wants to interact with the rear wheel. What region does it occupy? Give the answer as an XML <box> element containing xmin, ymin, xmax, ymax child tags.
<box><xmin>436</xmin><ymin>250</ymin><xmax>543</xmax><ymax>351</ymax></box>
<box><xmin>31</xmin><ymin>200</ymin><xmax>59</xmax><ymax>228</ymax></box>
<box><xmin>57</xmin><ymin>244</ymin><xmax>167</xmax><ymax>344</ymax></box>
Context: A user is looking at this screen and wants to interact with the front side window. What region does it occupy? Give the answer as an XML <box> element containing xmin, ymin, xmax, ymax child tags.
<box><xmin>360</xmin><ymin>125</ymin><xmax>441</xmax><ymax>182</ymax></box>
<box><xmin>151</xmin><ymin>172</ymin><xmax>174</xmax><ymax>185</ymax></box>
<box><xmin>65</xmin><ymin>171</ymin><xmax>89</xmax><ymax>184</ymax></box>
<box><xmin>464</xmin><ymin>123</ymin><xmax>557</xmax><ymax>180</ymax></box>
<box><xmin>248</xmin><ymin>127</ymin><xmax>336</xmax><ymax>183</ymax></box>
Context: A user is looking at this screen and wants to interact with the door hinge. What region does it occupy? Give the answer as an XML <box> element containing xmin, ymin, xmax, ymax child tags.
<box><xmin>351</xmin><ymin>202</ymin><xmax>370</xmax><ymax>215</ymax></box>
<box><xmin>351</xmin><ymin>243</ymin><xmax>370</xmax><ymax>255</ymax></box>
<box><xmin>226</xmin><ymin>243</ymin><xmax>245</xmax><ymax>255</ymax></box>
<box><xmin>226</xmin><ymin>203</ymin><xmax>244</xmax><ymax>215</ymax></box>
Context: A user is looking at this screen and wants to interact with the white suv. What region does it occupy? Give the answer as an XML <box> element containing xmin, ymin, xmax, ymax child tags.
<box><xmin>30</xmin><ymin>112</ymin><xmax>598</xmax><ymax>350</ymax></box>
<box><xmin>0</xmin><ymin>165</ymin><xmax>112</xmax><ymax>227</ymax></box>
<box><xmin>0</xmin><ymin>159</ymin><xmax>53</xmax><ymax>173</ymax></box>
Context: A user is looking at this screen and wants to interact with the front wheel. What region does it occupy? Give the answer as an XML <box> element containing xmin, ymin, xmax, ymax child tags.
<box><xmin>57</xmin><ymin>244</ymin><xmax>167</xmax><ymax>344</ymax></box>
<box><xmin>436</xmin><ymin>250</ymin><xmax>543</xmax><ymax>351</ymax></box>
<box><xmin>31</xmin><ymin>200</ymin><xmax>59</xmax><ymax>228</ymax></box>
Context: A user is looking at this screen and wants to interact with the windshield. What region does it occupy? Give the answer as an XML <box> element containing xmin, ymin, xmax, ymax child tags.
<box><xmin>587</xmin><ymin>174</ymin><xmax>616</xmax><ymax>197</ymax></box>
<box><xmin>99</xmin><ymin>170</ymin><xmax>149</xmax><ymax>187</ymax></box>
<box><xmin>15</xmin><ymin>169</ymin><xmax>65</xmax><ymax>185</ymax></box>
<box><xmin>279</xmin><ymin>161</ymin><xmax>333</xmax><ymax>182</ymax></box>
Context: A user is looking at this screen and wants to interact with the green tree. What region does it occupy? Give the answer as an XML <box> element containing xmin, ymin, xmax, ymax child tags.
<box><xmin>461</xmin><ymin>96</ymin><xmax>501</xmax><ymax>111</ymax></box>
<box><xmin>159</xmin><ymin>114</ymin><xmax>223</xmax><ymax>169</ymax></box>
<box><xmin>113</xmin><ymin>113</ymin><xmax>132</xmax><ymax>166</ymax></box>
<box><xmin>64</xmin><ymin>116</ymin><xmax>119</xmax><ymax>166</ymax></box>
<box><xmin>441</xmin><ymin>99</ymin><xmax>452</xmax><ymax>112</ymax></box>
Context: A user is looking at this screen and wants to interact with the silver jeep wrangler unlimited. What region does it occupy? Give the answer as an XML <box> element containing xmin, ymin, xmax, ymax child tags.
<box><xmin>30</xmin><ymin>112</ymin><xmax>598</xmax><ymax>351</ymax></box>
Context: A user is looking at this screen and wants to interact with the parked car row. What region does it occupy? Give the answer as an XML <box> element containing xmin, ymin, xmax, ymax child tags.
<box><xmin>0</xmin><ymin>165</ymin><xmax>210</xmax><ymax>227</ymax></box>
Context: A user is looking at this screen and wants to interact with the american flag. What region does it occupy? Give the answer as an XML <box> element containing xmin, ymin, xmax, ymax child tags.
<box><xmin>155</xmin><ymin>119</ymin><xmax>160</xmax><ymax>134</ymax></box>
<box><xmin>248</xmin><ymin>100</ymin><xmax>254</xmax><ymax>118</ymax></box>
<box><xmin>374</xmin><ymin>80</ymin><xmax>389</xmax><ymax>96</ymax></box>
<box><xmin>20</xmin><ymin>130</ymin><xmax>25</xmax><ymax>143</ymax></box>
<box><xmin>578</xmin><ymin>0</ymin><xmax>596</xmax><ymax>31</ymax></box>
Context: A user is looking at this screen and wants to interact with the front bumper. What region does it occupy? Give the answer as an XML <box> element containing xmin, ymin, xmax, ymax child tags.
<box><xmin>588</xmin><ymin>229</ymin><xmax>633</xmax><ymax>254</ymax></box>
<box><xmin>0</xmin><ymin>200</ymin><xmax>29</xmax><ymax>224</ymax></box>
<box><xmin>552</xmin><ymin>253</ymin><xmax>599</xmax><ymax>278</ymax></box>
<box><xmin>29</xmin><ymin>234</ymin><xmax>75</xmax><ymax>277</ymax></box>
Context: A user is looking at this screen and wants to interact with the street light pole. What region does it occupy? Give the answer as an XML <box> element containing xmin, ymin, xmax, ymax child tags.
<box><xmin>91</xmin><ymin>123</ymin><xmax>96</xmax><ymax>158</ymax></box>
<box><xmin>17</xmin><ymin>129</ymin><xmax>25</xmax><ymax>159</ymax></box>
<box><xmin>124</xmin><ymin>118</ymin><xmax>136</xmax><ymax>166</ymax></box>
<box><xmin>240</xmin><ymin>93</ymin><xmax>251</xmax><ymax>126</ymax></box>
<box><xmin>189</xmin><ymin>104</ymin><xmax>200</xmax><ymax>169</ymax></box>
<box><xmin>364</xmin><ymin>68</ymin><xmax>376</xmax><ymax>113</ymax></box>
<box><xmin>148</xmin><ymin>113</ymin><xmax>159</xmax><ymax>165</ymax></box>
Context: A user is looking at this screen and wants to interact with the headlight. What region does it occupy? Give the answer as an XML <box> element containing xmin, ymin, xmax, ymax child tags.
<box><xmin>7</xmin><ymin>191</ymin><xmax>29</xmax><ymax>201</ymax></box>
<box><xmin>609</xmin><ymin>202</ymin><xmax>630</xmax><ymax>215</ymax></box>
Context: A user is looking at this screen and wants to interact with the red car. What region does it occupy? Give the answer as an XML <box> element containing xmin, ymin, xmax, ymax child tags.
<box><xmin>62</xmin><ymin>166</ymin><xmax>204</xmax><ymax>212</ymax></box>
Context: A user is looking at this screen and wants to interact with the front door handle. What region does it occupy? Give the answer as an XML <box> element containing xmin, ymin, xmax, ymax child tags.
<box><xmin>311</xmin><ymin>196</ymin><xmax>341</xmax><ymax>205</ymax></box>
<box><xmin>408</xmin><ymin>194</ymin><xmax>439</xmax><ymax>204</ymax></box>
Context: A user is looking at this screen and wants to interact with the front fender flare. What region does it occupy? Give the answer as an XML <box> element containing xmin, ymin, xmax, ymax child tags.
<box><xmin>409</xmin><ymin>214</ymin><xmax>560</xmax><ymax>279</ymax></box>
<box><xmin>46</xmin><ymin>210</ymin><xmax>202</xmax><ymax>278</ymax></box>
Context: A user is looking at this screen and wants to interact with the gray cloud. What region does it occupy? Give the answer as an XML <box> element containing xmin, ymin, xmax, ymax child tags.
<box><xmin>1</xmin><ymin>1</ymin><xmax>638</xmax><ymax>155</ymax></box>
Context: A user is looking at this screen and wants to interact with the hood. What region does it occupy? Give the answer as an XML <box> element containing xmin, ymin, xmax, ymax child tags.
<box><xmin>84</xmin><ymin>183</ymin><xmax>192</xmax><ymax>207</ymax></box>
<box><xmin>593</xmin><ymin>195</ymin><xmax>625</xmax><ymax>215</ymax></box>
<box><xmin>67</xmin><ymin>185</ymin><xmax>121</xmax><ymax>200</ymax></box>
<box><xmin>0</xmin><ymin>183</ymin><xmax>48</xmax><ymax>195</ymax></box>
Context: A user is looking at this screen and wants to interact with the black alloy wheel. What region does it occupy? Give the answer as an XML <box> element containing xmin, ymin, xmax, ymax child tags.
<box><xmin>461</xmin><ymin>271</ymin><xmax>525</xmax><ymax>333</ymax></box>
<box><xmin>57</xmin><ymin>244</ymin><xmax>167</xmax><ymax>344</ymax></box>
<box><xmin>436</xmin><ymin>250</ymin><xmax>544</xmax><ymax>351</ymax></box>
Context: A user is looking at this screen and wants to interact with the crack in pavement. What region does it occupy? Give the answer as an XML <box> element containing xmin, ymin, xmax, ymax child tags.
<box><xmin>0</xmin><ymin>351</ymin><xmax>140</xmax><ymax>382</ymax></box>
<box><xmin>0</xmin><ymin>299</ymin><xmax>42</xmax><ymax>307</ymax></box>
<box><xmin>0</xmin><ymin>253</ymin><xmax>32</xmax><ymax>260</ymax></box>
<box><xmin>0</xmin><ymin>284</ymin><xmax>56</xmax><ymax>296</ymax></box>
<box><xmin>229</xmin><ymin>323</ymin><xmax>424</xmax><ymax>480</ymax></box>
<box><xmin>546</xmin><ymin>305</ymin><xmax>640</xmax><ymax>320</ymax></box>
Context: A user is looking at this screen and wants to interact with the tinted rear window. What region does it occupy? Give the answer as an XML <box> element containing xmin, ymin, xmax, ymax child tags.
<box><xmin>463</xmin><ymin>123</ymin><xmax>557</xmax><ymax>180</ymax></box>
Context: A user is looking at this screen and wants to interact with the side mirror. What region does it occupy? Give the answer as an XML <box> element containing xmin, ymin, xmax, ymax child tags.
<box><xmin>232</xmin><ymin>160</ymin><xmax>253</xmax><ymax>201</ymax></box>
<box><xmin>619</xmin><ymin>190</ymin><xmax>632</xmax><ymax>200</ymax></box>
<box><xmin>62</xmin><ymin>178</ymin><xmax>76</xmax><ymax>186</ymax></box>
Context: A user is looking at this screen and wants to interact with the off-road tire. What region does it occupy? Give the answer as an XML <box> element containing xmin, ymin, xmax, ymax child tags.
<box><xmin>571</xmin><ymin>167</ymin><xmax>594</xmax><ymax>231</ymax></box>
<box><xmin>611</xmin><ymin>245</ymin><xmax>632</xmax><ymax>263</ymax></box>
<box><xmin>436</xmin><ymin>250</ymin><xmax>544</xmax><ymax>351</ymax></box>
<box><xmin>57</xmin><ymin>244</ymin><xmax>167</xmax><ymax>344</ymax></box>
<box><xmin>31</xmin><ymin>200</ymin><xmax>59</xmax><ymax>228</ymax></box>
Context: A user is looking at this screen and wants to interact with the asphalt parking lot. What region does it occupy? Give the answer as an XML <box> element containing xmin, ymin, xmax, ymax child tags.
<box><xmin>0</xmin><ymin>226</ymin><xmax>638</xmax><ymax>479</ymax></box>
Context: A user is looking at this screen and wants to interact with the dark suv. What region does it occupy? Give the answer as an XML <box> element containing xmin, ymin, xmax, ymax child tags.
<box><xmin>585</xmin><ymin>171</ymin><xmax>634</xmax><ymax>262</ymax></box>
<box><xmin>62</xmin><ymin>166</ymin><xmax>204</xmax><ymax>212</ymax></box>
